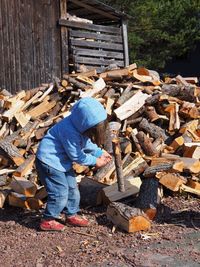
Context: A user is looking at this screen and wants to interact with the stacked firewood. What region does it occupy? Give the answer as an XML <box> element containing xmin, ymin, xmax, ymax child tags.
<box><xmin>0</xmin><ymin>63</ymin><xmax>200</xmax><ymax>233</ymax></box>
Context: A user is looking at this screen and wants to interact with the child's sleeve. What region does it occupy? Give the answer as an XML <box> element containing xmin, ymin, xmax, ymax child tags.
<box><xmin>83</xmin><ymin>137</ymin><xmax>103</xmax><ymax>158</ymax></box>
<box><xmin>60</xmin><ymin>131</ymin><xmax>99</xmax><ymax>166</ymax></box>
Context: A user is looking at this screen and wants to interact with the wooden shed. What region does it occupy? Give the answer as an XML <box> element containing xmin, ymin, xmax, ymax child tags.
<box><xmin>0</xmin><ymin>0</ymin><xmax>129</xmax><ymax>94</ymax></box>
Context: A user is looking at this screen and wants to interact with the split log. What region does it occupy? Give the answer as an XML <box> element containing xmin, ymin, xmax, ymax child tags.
<box><xmin>114</xmin><ymin>91</ymin><xmax>149</xmax><ymax>121</ymax></box>
<box><xmin>8</xmin><ymin>192</ymin><xmax>29</xmax><ymax>209</ymax></box>
<box><xmin>104</xmin><ymin>122</ymin><xmax>121</xmax><ymax>154</ymax></box>
<box><xmin>165</xmin><ymin>103</ymin><xmax>180</xmax><ymax>132</ymax></box>
<box><xmin>183</xmin><ymin>145</ymin><xmax>200</xmax><ymax>159</ymax></box>
<box><xmin>179</xmin><ymin>157</ymin><xmax>200</xmax><ymax>174</ymax></box>
<box><xmin>119</xmin><ymin>137</ymin><xmax>132</xmax><ymax>154</ymax></box>
<box><xmin>27</xmin><ymin>99</ymin><xmax>57</xmax><ymax>119</ymax></box>
<box><xmin>81</xmin><ymin>78</ymin><xmax>106</xmax><ymax>98</ymax></box>
<box><xmin>26</xmin><ymin>198</ymin><xmax>43</xmax><ymax>210</ymax></box>
<box><xmin>13</xmin><ymin>155</ymin><xmax>35</xmax><ymax>177</ymax></box>
<box><xmin>170</xmin><ymin>136</ymin><xmax>184</xmax><ymax>151</ymax></box>
<box><xmin>107</xmin><ymin>202</ymin><xmax>151</xmax><ymax>233</ymax></box>
<box><xmin>10</xmin><ymin>177</ymin><xmax>37</xmax><ymax>197</ymax></box>
<box><xmin>131</xmin><ymin>130</ymin><xmax>144</xmax><ymax>155</ymax></box>
<box><xmin>156</xmin><ymin>172</ymin><xmax>187</xmax><ymax>191</ymax></box>
<box><xmin>123</xmin><ymin>154</ymin><xmax>148</xmax><ymax>177</ymax></box>
<box><xmin>94</xmin><ymin>159</ymin><xmax>116</xmax><ymax>184</ymax></box>
<box><xmin>181</xmin><ymin>184</ymin><xmax>200</xmax><ymax>197</ymax></box>
<box><xmin>0</xmin><ymin>189</ymin><xmax>9</xmax><ymax>208</ymax></box>
<box><xmin>116</xmin><ymin>83</ymin><xmax>134</xmax><ymax>107</ymax></box>
<box><xmin>186</xmin><ymin>179</ymin><xmax>200</xmax><ymax>191</ymax></box>
<box><xmin>34</xmin><ymin>186</ymin><xmax>48</xmax><ymax>200</ymax></box>
<box><xmin>0</xmin><ymin>140</ymin><xmax>25</xmax><ymax>166</ymax></box>
<box><xmin>136</xmin><ymin>131</ymin><xmax>159</xmax><ymax>156</ymax></box>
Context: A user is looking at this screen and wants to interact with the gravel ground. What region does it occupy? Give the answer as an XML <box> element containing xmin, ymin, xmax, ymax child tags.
<box><xmin>0</xmin><ymin>195</ymin><xmax>200</xmax><ymax>267</ymax></box>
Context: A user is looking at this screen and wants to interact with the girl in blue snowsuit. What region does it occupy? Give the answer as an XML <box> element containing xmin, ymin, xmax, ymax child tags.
<box><xmin>36</xmin><ymin>97</ymin><xmax>111</xmax><ymax>231</ymax></box>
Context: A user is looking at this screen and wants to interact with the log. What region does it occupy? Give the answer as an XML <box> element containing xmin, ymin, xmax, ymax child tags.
<box><xmin>79</xmin><ymin>177</ymin><xmax>106</xmax><ymax>206</ymax></box>
<box><xmin>156</xmin><ymin>172</ymin><xmax>187</xmax><ymax>191</ymax></box>
<box><xmin>131</xmin><ymin>130</ymin><xmax>144</xmax><ymax>155</ymax></box>
<box><xmin>104</xmin><ymin>122</ymin><xmax>121</xmax><ymax>154</ymax></box>
<box><xmin>162</xmin><ymin>84</ymin><xmax>197</xmax><ymax>102</ymax></box>
<box><xmin>179</xmin><ymin>157</ymin><xmax>200</xmax><ymax>174</ymax></box>
<box><xmin>135</xmin><ymin>178</ymin><xmax>160</xmax><ymax>214</ymax></box>
<box><xmin>181</xmin><ymin>184</ymin><xmax>200</xmax><ymax>197</ymax></box>
<box><xmin>165</xmin><ymin>103</ymin><xmax>180</xmax><ymax>132</ymax></box>
<box><xmin>106</xmin><ymin>202</ymin><xmax>151</xmax><ymax>233</ymax></box>
<box><xmin>80</xmin><ymin>78</ymin><xmax>106</xmax><ymax>98</ymax></box>
<box><xmin>0</xmin><ymin>189</ymin><xmax>9</xmax><ymax>208</ymax></box>
<box><xmin>26</xmin><ymin>198</ymin><xmax>44</xmax><ymax>210</ymax></box>
<box><xmin>63</xmin><ymin>75</ymin><xmax>89</xmax><ymax>90</ymax></box>
<box><xmin>143</xmin><ymin>162</ymin><xmax>173</xmax><ymax>178</ymax></box>
<box><xmin>183</xmin><ymin>145</ymin><xmax>200</xmax><ymax>159</ymax></box>
<box><xmin>119</xmin><ymin>137</ymin><xmax>132</xmax><ymax>154</ymax></box>
<box><xmin>34</xmin><ymin>186</ymin><xmax>48</xmax><ymax>200</ymax></box>
<box><xmin>114</xmin><ymin>91</ymin><xmax>149</xmax><ymax>121</ymax></box>
<box><xmin>0</xmin><ymin>140</ymin><xmax>25</xmax><ymax>166</ymax></box>
<box><xmin>186</xmin><ymin>179</ymin><xmax>200</xmax><ymax>191</ymax></box>
<box><xmin>139</xmin><ymin>118</ymin><xmax>168</xmax><ymax>141</ymax></box>
<box><xmin>170</xmin><ymin>136</ymin><xmax>184</xmax><ymax>151</ymax></box>
<box><xmin>123</xmin><ymin>154</ymin><xmax>148</xmax><ymax>177</ymax></box>
<box><xmin>112</xmin><ymin>138</ymin><xmax>125</xmax><ymax>192</ymax></box>
<box><xmin>8</xmin><ymin>192</ymin><xmax>29</xmax><ymax>209</ymax></box>
<box><xmin>145</xmin><ymin>106</ymin><xmax>160</xmax><ymax>122</ymax></box>
<box><xmin>94</xmin><ymin>158</ymin><xmax>116</xmax><ymax>184</ymax></box>
<box><xmin>136</xmin><ymin>131</ymin><xmax>159</xmax><ymax>156</ymax></box>
<box><xmin>10</xmin><ymin>177</ymin><xmax>37</xmax><ymax>197</ymax></box>
<box><xmin>13</xmin><ymin>155</ymin><xmax>35</xmax><ymax>177</ymax></box>
<box><xmin>116</xmin><ymin>83</ymin><xmax>133</xmax><ymax>107</ymax></box>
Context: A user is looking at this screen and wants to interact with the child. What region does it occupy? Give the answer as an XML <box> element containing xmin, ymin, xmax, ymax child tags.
<box><xmin>35</xmin><ymin>97</ymin><xmax>112</xmax><ymax>231</ymax></box>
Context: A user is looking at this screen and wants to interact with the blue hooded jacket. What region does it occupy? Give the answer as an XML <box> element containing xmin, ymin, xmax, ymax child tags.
<box><xmin>36</xmin><ymin>97</ymin><xmax>107</xmax><ymax>172</ymax></box>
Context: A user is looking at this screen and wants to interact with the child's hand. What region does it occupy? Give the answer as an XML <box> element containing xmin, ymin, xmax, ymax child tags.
<box><xmin>96</xmin><ymin>155</ymin><xmax>110</xmax><ymax>168</ymax></box>
<box><xmin>102</xmin><ymin>150</ymin><xmax>112</xmax><ymax>160</ymax></box>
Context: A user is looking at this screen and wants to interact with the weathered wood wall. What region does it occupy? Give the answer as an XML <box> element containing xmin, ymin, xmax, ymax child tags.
<box><xmin>0</xmin><ymin>0</ymin><xmax>61</xmax><ymax>94</ymax></box>
<box><xmin>59</xmin><ymin>19</ymin><xmax>126</xmax><ymax>72</ymax></box>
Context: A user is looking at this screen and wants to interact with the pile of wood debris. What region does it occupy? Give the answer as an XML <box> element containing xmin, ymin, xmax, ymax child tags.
<box><xmin>0</xmin><ymin>63</ymin><xmax>200</xmax><ymax>233</ymax></box>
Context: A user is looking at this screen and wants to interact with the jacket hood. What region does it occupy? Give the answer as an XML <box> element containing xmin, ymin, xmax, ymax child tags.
<box><xmin>70</xmin><ymin>97</ymin><xmax>107</xmax><ymax>133</ymax></box>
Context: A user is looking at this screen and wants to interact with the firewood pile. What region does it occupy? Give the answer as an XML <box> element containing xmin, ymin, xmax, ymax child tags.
<box><xmin>0</xmin><ymin>63</ymin><xmax>200</xmax><ymax>233</ymax></box>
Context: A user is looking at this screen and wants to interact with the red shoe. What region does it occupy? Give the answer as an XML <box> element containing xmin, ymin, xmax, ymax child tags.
<box><xmin>40</xmin><ymin>219</ymin><xmax>65</xmax><ymax>231</ymax></box>
<box><xmin>66</xmin><ymin>215</ymin><xmax>89</xmax><ymax>227</ymax></box>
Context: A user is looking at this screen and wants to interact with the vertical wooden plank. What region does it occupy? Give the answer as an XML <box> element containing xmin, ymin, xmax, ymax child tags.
<box><xmin>52</xmin><ymin>0</ymin><xmax>62</xmax><ymax>79</ymax></box>
<box><xmin>1</xmin><ymin>0</ymin><xmax>12</xmax><ymax>92</ymax></box>
<box><xmin>0</xmin><ymin>0</ymin><xmax>6</xmax><ymax>90</ymax></box>
<box><xmin>19</xmin><ymin>0</ymin><xmax>29</xmax><ymax>90</ymax></box>
<box><xmin>60</xmin><ymin>0</ymin><xmax>69</xmax><ymax>74</ymax></box>
<box><xmin>121</xmin><ymin>20</ymin><xmax>129</xmax><ymax>67</ymax></box>
<box><xmin>8</xmin><ymin>0</ymin><xmax>17</xmax><ymax>93</ymax></box>
<box><xmin>14</xmin><ymin>0</ymin><xmax>22</xmax><ymax>92</ymax></box>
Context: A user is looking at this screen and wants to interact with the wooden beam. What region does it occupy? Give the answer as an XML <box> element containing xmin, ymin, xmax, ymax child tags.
<box><xmin>59</xmin><ymin>19</ymin><xmax>121</xmax><ymax>34</ymax></box>
<box><xmin>121</xmin><ymin>20</ymin><xmax>129</xmax><ymax>67</ymax></box>
<box><xmin>60</xmin><ymin>0</ymin><xmax>69</xmax><ymax>74</ymax></box>
<box><xmin>69</xmin><ymin>0</ymin><xmax>118</xmax><ymax>21</ymax></box>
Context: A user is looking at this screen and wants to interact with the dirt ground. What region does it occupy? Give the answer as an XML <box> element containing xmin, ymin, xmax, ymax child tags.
<box><xmin>0</xmin><ymin>195</ymin><xmax>200</xmax><ymax>267</ymax></box>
